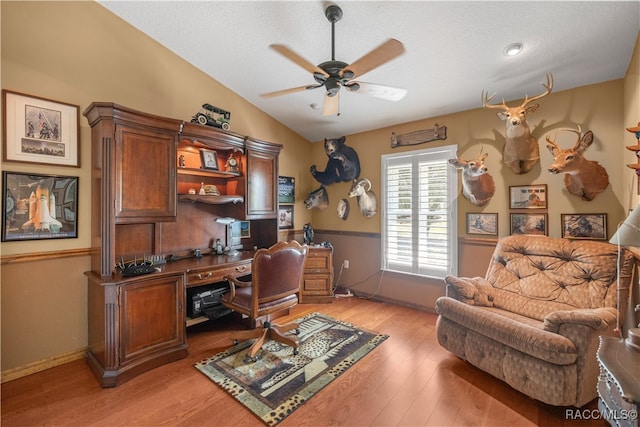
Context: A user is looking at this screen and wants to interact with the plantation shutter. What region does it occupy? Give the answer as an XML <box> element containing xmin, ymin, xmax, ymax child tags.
<box><xmin>381</xmin><ymin>145</ymin><xmax>458</xmax><ymax>278</ymax></box>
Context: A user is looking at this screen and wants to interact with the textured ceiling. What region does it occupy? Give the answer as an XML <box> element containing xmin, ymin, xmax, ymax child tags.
<box><xmin>99</xmin><ymin>1</ymin><xmax>640</xmax><ymax>142</ymax></box>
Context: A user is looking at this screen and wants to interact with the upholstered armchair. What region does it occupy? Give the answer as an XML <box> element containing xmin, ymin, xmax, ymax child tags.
<box><xmin>222</xmin><ymin>240</ymin><xmax>308</xmax><ymax>362</ymax></box>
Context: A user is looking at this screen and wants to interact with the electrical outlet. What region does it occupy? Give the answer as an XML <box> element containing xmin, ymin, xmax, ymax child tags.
<box><xmin>343</xmin><ymin>260</ymin><xmax>349</xmax><ymax>269</ymax></box>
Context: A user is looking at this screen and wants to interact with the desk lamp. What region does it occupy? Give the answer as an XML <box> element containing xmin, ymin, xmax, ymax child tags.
<box><xmin>215</xmin><ymin>217</ymin><xmax>242</xmax><ymax>256</ymax></box>
<box><xmin>610</xmin><ymin>204</ymin><xmax>640</xmax><ymax>350</ymax></box>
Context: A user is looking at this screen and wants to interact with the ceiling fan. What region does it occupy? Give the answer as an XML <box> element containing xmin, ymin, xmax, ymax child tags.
<box><xmin>260</xmin><ymin>4</ymin><xmax>407</xmax><ymax>116</ymax></box>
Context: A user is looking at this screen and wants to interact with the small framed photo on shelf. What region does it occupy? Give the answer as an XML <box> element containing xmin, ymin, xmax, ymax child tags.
<box><xmin>278</xmin><ymin>205</ymin><xmax>294</xmax><ymax>229</ymax></box>
<box><xmin>561</xmin><ymin>213</ymin><xmax>607</xmax><ymax>240</ymax></box>
<box><xmin>466</xmin><ymin>213</ymin><xmax>498</xmax><ymax>236</ymax></box>
<box><xmin>509</xmin><ymin>184</ymin><xmax>547</xmax><ymax>209</ymax></box>
<box><xmin>510</xmin><ymin>213</ymin><xmax>548</xmax><ymax>236</ymax></box>
<box><xmin>2</xmin><ymin>171</ymin><xmax>79</xmax><ymax>241</ymax></box>
<box><xmin>200</xmin><ymin>148</ymin><xmax>218</xmax><ymax>170</ymax></box>
<box><xmin>2</xmin><ymin>90</ymin><xmax>80</xmax><ymax>167</ymax></box>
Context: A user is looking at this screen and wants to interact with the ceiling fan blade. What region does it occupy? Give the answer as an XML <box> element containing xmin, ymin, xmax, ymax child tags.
<box><xmin>270</xmin><ymin>44</ymin><xmax>329</xmax><ymax>78</ymax></box>
<box><xmin>348</xmin><ymin>81</ymin><xmax>407</xmax><ymax>101</ymax></box>
<box><xmin>323</xmin><ymin>93</ymin><xmax>340</xmax><ymax>116</ymax></box>
<box><xmin>260</xmin><ymin>84</ymin><xmax>322</xmax><ymax>98</ymax></box>
<box><xmin>342</xmin><ymin>38</ymin><xmax>405</xmax><ymax>80</ymax></box>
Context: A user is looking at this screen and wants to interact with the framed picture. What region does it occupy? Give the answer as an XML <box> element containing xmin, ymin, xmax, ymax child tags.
<box><xmin>509</xmin><ymin>184</ymin><xmax>547</xmax><ymax>209</ymax></box>
<box><xmin>2</xmin><ymin>90</ymin><xmax>80</xmax><ymax>167</ymax></box>
<box><xmin>200</xmin><ymin>148</ymin><xmax>219</xmax><ymax>170</ymax></box>
<box><xmin>466</xmin><ymin>213</ymin><xmax>498</xmax><ymax>236</ymax></box>
<box><xmin>510</xmin><ymin>213</ymin><xmax>548</xmax><ymax>236</ymax></box>
<box><xmin>278</xmin><ymin>205</ymin><xmax>294</xmax><ymax>229</ymax></box>
<box><xmin>278</xmin><ymin>176</ymin><xmax>295</xmax><ymax>204</ymax></box>
<box><xmin>2</xmin><ymin>171</ymin><xmax>79</xmax><ymax>241</ymax></box>
<box><xmin>239</xmin><ymin>220</ymin><xmax>250</xmax><ymax>238</ymax></box>
<box><xmin>561</xmin><ymin>213</ymin><xmax>608</xmax><ymax>240</ymax></box>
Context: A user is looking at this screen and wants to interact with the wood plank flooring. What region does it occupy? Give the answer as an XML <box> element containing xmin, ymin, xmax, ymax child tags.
<box><xmin>1</xmin><ymin>297</ymin><xmax>607</xmax><ymax>426</ymax></box>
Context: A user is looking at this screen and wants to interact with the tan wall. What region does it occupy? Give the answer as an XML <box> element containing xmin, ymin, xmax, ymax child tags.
<box><xmin>0</xmin><ymin>1</ymin><xmax>312</xmax><ymax>375</ymax></box>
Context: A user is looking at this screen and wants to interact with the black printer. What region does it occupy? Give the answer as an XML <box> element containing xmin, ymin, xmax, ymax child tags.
<box><xmin>187</xmin><ymin>283</ymin><xmax>231</xmax><ymax>320</ymax></box>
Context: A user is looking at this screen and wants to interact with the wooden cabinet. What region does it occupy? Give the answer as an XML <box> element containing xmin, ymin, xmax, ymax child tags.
<box><xmin>86</xmin><ymin>271</ymin><xmax>187</xmax><ymax>388</ymax></box>
<box><xmin>244</xmin><ymin>138</ymin><xmax>280</xmax><ymax>219</ymax></box>
<box><xmin>300</xmin><ymin>246</ymin><xmax>334</xmax><ymax>303</ymax></box>
<box><xmin>83</xmin><ymin>103</ymin><xmax>182</xmax><ymax>276</ymax></box>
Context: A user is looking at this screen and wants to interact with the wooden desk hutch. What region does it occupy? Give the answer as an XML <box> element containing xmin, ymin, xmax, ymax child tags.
<box><xmin>83</xmin><ymin>103</ymin><xmax>282</xmax><ymax>387</ymax></box>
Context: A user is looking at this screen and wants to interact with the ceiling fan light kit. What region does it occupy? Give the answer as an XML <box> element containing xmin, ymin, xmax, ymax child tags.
<box><xmin>261</xmin><ymin>4</ymin><xmax>407</xmax><ymax>116</ymax></box>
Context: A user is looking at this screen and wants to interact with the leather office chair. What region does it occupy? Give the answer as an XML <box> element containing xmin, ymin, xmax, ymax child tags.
<box><xmin>222</xmin><ymin>241</ymin><xmax>308</xmax><ymax>361</ymax></box>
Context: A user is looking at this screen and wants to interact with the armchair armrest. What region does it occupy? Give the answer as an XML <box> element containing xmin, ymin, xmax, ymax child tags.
<box><xmin>444</xmin><ymin>275</ymin><xmax>494</xmax><ymax>307</ymax></box>
<box><xmin>543</xmin><ymin>307</ymin><xmax>618</xmax><ymax>333</ymax></box>
<box><xmin>224</xmin><ymin>274</ymin><xmax>252</xmax><ymax>301</ymax></box>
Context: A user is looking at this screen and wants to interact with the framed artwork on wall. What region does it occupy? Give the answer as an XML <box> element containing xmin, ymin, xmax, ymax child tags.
<box><xmin>466</xmin><ymin>213</ymin><xmax>498</xmax><ymax>236</ymax></box>
<box><xmin>2</xmin><ymin>90</ymin><xmax>80</xmax><ymax>167</ymax></box>
<box><xmin>509</xmin><ymin>184</ymin><xmax>547</xmax><ymax>209</ymax></box>
<box><xmin>561</xmin><ymin>213</ymin><xmax>607</xmax><ymax>240</ymax></box>
<box><xmin>278</xmin><ymin>176</ymin><xmax>295</xmax><ymax>204</ymax></box>
<box><xmin>510</xmin><ymin>213</ymin><xmax>548</xmax><ymax>236</ymax></box>
<box><xmin>2</xmin><ymin>171</ymin><xmax>79</xmax><ymax>241</ymax></box>
<box><xmin>278</xmin><ymin>205</ymin><xmax>294</xmax><ymax>229</ymax></box>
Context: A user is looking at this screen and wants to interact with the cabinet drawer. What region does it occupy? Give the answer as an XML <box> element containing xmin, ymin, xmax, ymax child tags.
<box><xmin>187</xmin><ymin>262</ymin><xmax>251</xmax><ymax>287</ymax></box>
<box><xmin>303</xmin><ymin>275</ymin><xmax>331</xmax><ymax>295</ymax></box>
<box><xmin>305</xmin><ymin>254</ymin><xmax>330</xmax><ymax>272</ymax></box>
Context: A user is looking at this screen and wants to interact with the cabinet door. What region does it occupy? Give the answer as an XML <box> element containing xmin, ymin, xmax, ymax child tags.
<box><xmin>119</xmin><ymin>275</ymin><xmax>185</xmax><ymax>365</ymax></box>
<box><xmin>245</xmin><ymin>148</ymin><xmax>278</xmax><ymax>219</ymax></box>
<box><xmin>114</xmin><ymin>124</ymin><xmax>177</xmax><ymax>222</ymax></box>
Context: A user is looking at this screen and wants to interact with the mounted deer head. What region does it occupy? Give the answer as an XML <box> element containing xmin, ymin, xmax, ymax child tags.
<box><xmin>482</xmin><ymin>73</ymin><xmax>553</xmax><ymax>175</ymax></box>
<box><xmin>545</xmin><ymin>126</ymin><xmax>609</xmax><ymax>201</ymax></box>
<box><xmin>448</xmin><ymin>146</ymin><xmax>496</xmax><ymax>207</ymax></box>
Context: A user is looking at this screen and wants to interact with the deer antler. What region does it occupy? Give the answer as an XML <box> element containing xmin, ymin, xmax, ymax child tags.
<box><xmin>481</xmin><ymin>90</ymin><xmax>508</xmax><ymax>110</ymax></box>
<box><xmin>519</xmin><ymin>72</ymin><xmax>554</xmax><ymax>108</ymax></box>
<box><xmin>546</xmin><ymin>125</ymin><xmax>582</xmax><ymax>150</ymax></box>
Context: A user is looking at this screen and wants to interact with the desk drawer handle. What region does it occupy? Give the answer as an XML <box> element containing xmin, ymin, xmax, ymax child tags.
<box><xmin>197</xmin><ymin>272</ymin><xmax>213</xmax><ymax>280</ymax></box>
<box><xmin>236</xmin><ymin>265</ymin><xmax>247</xmax><ymax>272</ymax></box>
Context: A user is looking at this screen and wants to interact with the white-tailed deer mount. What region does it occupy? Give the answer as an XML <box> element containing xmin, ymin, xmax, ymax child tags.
<box><xmin>449</xmin><ymin>147</ymin><xmax>496</xmax><ymax>207</ymax></box>
<box><xmin>482</xmin><ymin>73</ymin><xmax>553</xmax><ymax>175</ymax></box>
<box><xmin>545</xmin><ymin>126</ymin><xmax>609</xmax><ymax>201</ymax></box>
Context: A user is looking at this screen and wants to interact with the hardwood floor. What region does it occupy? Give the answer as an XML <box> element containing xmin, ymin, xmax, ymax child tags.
<box><xmin>2</xmin><ymin>297</ymin><xmax>607</xmax><ymax>426</ymax></box>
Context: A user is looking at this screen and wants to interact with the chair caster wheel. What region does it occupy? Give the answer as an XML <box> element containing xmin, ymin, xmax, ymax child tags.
<box><xmin>293</xmin><ymin>328</ymin><xmax>300</xmax><ymax>335</ymax></box>
<box><xmin>293</xmin><ymin>348</ymin><xmax>299</xmax><ymax>355</ymax></box>
<box><xmin>233</xmin><ymin>339</ymin><xmax>239</xmax><ymax>345</ymax></box>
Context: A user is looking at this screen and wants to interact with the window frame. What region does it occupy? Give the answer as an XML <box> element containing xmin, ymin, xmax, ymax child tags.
<box><xmin>380</xmin><ymin>144</ymin><xmax>458</xmax><ymax>279</ymax></box>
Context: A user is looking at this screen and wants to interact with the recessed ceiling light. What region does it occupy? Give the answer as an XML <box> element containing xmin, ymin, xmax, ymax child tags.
<box><xmin>310</xmin><ymin>103</ymin><xmax>320</xmax><ymax>110</ymax></box>
<box><xmin>504</xmin><ymin>43</ymin><xmax>523</xmax><ymax>56</ymax></box>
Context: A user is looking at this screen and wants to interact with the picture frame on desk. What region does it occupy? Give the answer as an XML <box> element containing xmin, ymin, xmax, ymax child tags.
<box><xmin>2</xmin><ymin>171</ymin><xmax>79</xmax><ymax>241</ymax></box>
<box><xmin>2</xmin><ymin>90</ymin><xmax>80</xmax><ymax>167</ymax></box>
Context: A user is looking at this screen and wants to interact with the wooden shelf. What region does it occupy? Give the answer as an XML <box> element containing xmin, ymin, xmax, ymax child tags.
<box><xmin>177</xmin><ymin>167</ymin><xmax>241</xmax><ymax>179</ymax></box>
<box><xmin>186</xmin><ymin>315</ymin><xmax>209</xmax><ymax>327</ymax></box>
<box><xmin>178</xmin><ymin>194</ymin><xmax>244</xmax><ymax>204</ymax></box>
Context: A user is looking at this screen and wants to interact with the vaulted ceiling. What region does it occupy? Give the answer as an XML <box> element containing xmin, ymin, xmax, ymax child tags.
<box><xmin>99</xmin><ymin>1</ymin><xmax>640</xmax><ymax>142</ymax></box>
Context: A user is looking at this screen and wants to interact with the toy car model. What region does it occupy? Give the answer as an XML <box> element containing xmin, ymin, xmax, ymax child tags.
<box><xmin>191</xmin><ymin>103</ymin><xmax>231</xmax><ymax>130</ymax></box>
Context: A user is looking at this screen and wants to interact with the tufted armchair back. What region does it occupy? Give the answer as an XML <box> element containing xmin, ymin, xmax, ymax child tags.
<box><xmin>485</xmin><ymin>235</ymin><xmax>635</xmax><ymax>321</ymax></box>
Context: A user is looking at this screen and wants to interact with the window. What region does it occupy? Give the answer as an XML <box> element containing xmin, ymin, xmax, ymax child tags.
<box><xmin>381</xmin><ymin>145</ymin><xmax>458</xmax><ymax>279</ymax></box>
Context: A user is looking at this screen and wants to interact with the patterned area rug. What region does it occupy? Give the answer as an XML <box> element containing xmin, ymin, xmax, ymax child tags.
<box><xmin>195</xmin><ymin>312</ymin><xmax>388</xmax><ymax>426</ymax></box>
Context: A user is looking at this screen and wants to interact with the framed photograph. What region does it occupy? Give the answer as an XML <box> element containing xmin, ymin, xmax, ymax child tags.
<box><xmin>200</xmin><ymin>148</ymin><xmax>219</xmax><ymax>170</ymax></box>
<box><xmin>561</xmin><ymin>213</ymin><xmax>608</xmax><ymax>240</ymax></box>
<box><xmin>509</xmin><ymin>184</ymin><xmax>547</xmax><ymax>209</ymax></box>
<box><xmin>2</xmin><ymin>171</ymin><xmax>79</xmax><ymax>241</ymax></box>
<box><xmin>278</xmin><ymin>205</ymin><xmax>294</xmax><ymax>229</ymax></box>
<box><xmin>239</xmin><ymin>220</ymin><xmax>250</xmax><ymax>238</ymax></box>
<box><xmin>2</xmin><ymin>90</ymin><xmax>80</xmax><ymax>167</ymax></box>
<box><xmin>510</xmin><ymin>213</ymin><xmax>548</xmax><ymax>236</ymax></box>
<box><xmin>278</xmin><ymin>176</ymin><xmax>295</xmax><ymax>204</ymax></box>
<box><xmin>466</xmin><ymin>213</ymin><xmax>498</xmax><ymax>236</ymax></box>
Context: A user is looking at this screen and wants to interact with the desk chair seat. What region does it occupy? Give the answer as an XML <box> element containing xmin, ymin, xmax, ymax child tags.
<box><xmin>222</xmin><ymin>241</ymin><xmax>308</xmax><ymax>362</ymax></box>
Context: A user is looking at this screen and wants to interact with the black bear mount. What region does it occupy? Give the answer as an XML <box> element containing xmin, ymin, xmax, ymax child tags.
<box><xmin>310</xmin><ymin>136</ymin><xmax>361</xmax><ymax>185</ymax></box>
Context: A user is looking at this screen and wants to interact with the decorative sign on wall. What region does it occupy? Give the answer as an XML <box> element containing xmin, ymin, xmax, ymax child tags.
<box><xmin>391</xmin><ymin>124</ymin><xmax>447</xmax><ymax>148</ymax></box>
<box><xmin>278</xmin><ymin>176</ymin><xmax>295</xmax><ymax>204</ymax></box>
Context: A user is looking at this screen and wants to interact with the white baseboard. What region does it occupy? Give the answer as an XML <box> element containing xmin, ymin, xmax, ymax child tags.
<box><xmin>1</xmin><ymin>348</ymin><xmax>86</xmax><ymax>384</ymax></box>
